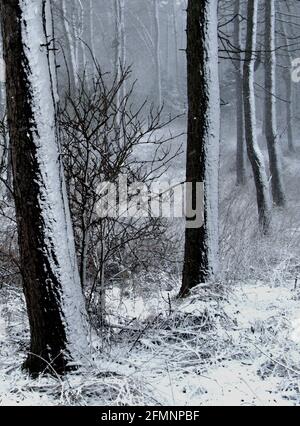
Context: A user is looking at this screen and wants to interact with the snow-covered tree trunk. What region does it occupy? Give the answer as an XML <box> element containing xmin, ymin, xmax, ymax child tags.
<box><xmin>172</xmin><ymin>0</ymin><xmax>180</xmax><ymax>95</ymax></box>
<box><xmin>77</xmin><ymin>0</ymin><xmax>87</xmax><ymax>73</ymax></box>
<box><xmin>0</xmin><ymin>0</ymin><xmax>88</xmax><ymax>375</ymax></box>
<box><xmin>72</xmin><ymin>4</ymin><xmax>81</xmax><ymax>76</ymax></box>
<box><xmin>153</xmin><ymin>0</ymin><xmax>162</xmax><ymax>108</ymax></box>
<box><xmin>165</xmin><ymin>6</ymin><xmax>170</xmax><ymax>84</ymax></box>
<box><xmin>114</xmin><ymin>0</ymin><xmax>126</xmax><ymax>106</ymax></box>
<box><xmin>243</xmin><ymin>0</ymin><xmax>272</xmax><ymax>232</ymax></box>
<box><xmin>279</xmin><ymin>2</ymin><xmax>295</xmax><ymax>153</ymax></box>
<box><xmin>180</xmin><ymin>0</ymin><xmax>220</xmax><ymax>296</ymax></box>
<box><xmin>285</xmin><ymin>74</ymin><xmax>294</xmax><ymax>153</ymax></box>
<box><xmin>85</xmin><ymin>0</ymin><xmax>96</xmax><ymax>79</ymax></box>
<box><xmin>264</xmin><ymin>0</ymin><xmax>285</xmax><ymax>207</ymax></box>
<box><xmin>234</xmin><ymin>0</ymin><xmax>246</xmax><ymax>185</ymax></box>
<box><xmin>114</xmin><ymin>0</ymin><xmax>126</xmax><ymax>78</ymax></box>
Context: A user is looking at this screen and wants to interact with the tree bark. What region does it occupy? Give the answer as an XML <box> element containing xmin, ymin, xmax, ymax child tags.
<box><xmin>114</xmin><ymin>0</ymin><xmax>126</xmax><ymax>106</ymax></box>
<box><xmin>234</xmin><ymin>0</ymin><xmax>246</xmax><ymax>185</ymax></box>
<box><xmin>285</xmin><ymin>74</ymin><xmax>294</xmax><ymax>153</ymax></box>
<box><xmin>180</xmin><ymin>0</ymin><xmax>220</xmax><ymax>296</ymax></box>
<box><xmin>84</xmin><ymin>0</ymin><xmax>96</xmax><ymax>79</ymax></box>
<box><xmin>152</xmin><ymin>0</ymin><xmax>162</xmax><ymax>108</ymax></box>
<box><xmin>1</xmin><ymin>0</ymin><xmax>88</xmax><ymax>375</ymax></box>
<box><xmin>264</xmin><ymin>0</ymin><xmax>285</xmax><ymax>207</ymax></box>
<box><xmin>279</xmin><ymin>1</ymin><xmax>295</xmax><ymax>153</ymax></box>
<box><xmin>243</xmin><ymin>0</ymin><xmax>272</xmax><ymax>232</ymax></box>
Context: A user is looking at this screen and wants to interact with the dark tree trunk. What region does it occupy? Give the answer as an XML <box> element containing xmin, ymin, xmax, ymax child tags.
<box><xmin>278</xmin><ymin>1</ymin><xmax>295</xmax><ymax>154</ymax></box>
<box><xmin>234</xmin><ymin>0</ymin><xmax>246</xmax><ymax>186</ymax></box>
<box><xmin>0</xmin><ymin>0</ymin><xmax>87</xmax><ymax>376</ymax></box>
<box><xmin>180</xmin><ymin>0</ymin><xmax>220</xmax><ymax>297</ymax></box>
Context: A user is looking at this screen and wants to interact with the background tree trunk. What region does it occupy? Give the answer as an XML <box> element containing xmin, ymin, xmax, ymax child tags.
<box><xmin>243</xmin><ymin>0</ymin><xmax>272</xmax><ymax>232</ymax></box>
<box><xmin>234</xmin><ymin>0</ymin><xmax>246</xmax><ymax>186</ymax></box>
<box><xmin>60</xmin><ymin>0</ymin><xmax>78</xmax><ymax>90</ymax></box>
<box><xmin>264</xmin><ymin>0</ymin><xmax>285</xmax><ymax>207</ymax></box>
<box><xmin>152</xmin><ymin>0</ymin><xmax>162</xmax><ymax>108</ymax></box>
<box><xmin>279</xmin><ymin>1</ymin><xmax>295</xmax><ymax>153</ymax></box>
<box><xmin>172</xmin><ymin>0</ymin><xmax>180</xmax><ymax>95</ymax></box>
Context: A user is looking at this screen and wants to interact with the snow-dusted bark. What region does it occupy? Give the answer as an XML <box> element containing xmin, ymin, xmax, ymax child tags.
<box><xmin>85</xmin><ymin>0</ymin><xmax>96</xmax><ymax>79</ymax></box>
<box><xmin>1</xmin><ymin>0</ymin><xmax>88</xmax><ymax>375</ymax></box>
<box><xmin>89</xmin><ymin>0</ymin><xmax>95</xmax><ymax>56</ymax></box>
<box><xmin>180</xmin><ymin>0</ymin><xmax>220</xmax><ymax>296</ymax></box>
<box><xmin>152</xmin><ymin>0</ymin><xmax>162</xmax><ymax>108</ymax></box>
<box><xmin>114</xmin><ymin>0</ymin><xmax>126</xmax><ymax>105</ymax></box>
<box><xmin>243</xmin><ymin>0</ymin><xmax>272</xmax><ymax>232</ymax></box>
<box><xmin>234</xmin><ymin>0</ymin><xmax>246</xmax><ymax>186</ymax></box>
<box><xmin>279</xmin><ymin>2</ymin><xmax>295</xmax><ymax>153</ymax></box>
<box><xmin>264</xmin><ymin>0</ymin><xmax>285</xmax><ymax>207</ymax></box>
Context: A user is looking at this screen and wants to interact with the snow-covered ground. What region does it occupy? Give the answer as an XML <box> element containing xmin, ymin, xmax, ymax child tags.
<box><xmin>0</xmin><ymin>277</ymin><xmax>300</xmax><ymax>406</ymax></box>
<box><xmin>1</xmin><ymin>134</ymin><xmax>300</xmax><ymax>406</ymax></box>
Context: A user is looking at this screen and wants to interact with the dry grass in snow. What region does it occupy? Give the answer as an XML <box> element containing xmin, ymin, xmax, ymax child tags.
<box><xmin>0</xmin><ymin>276</ymin><xmax>300</xmax><ymax>406</ymax></box>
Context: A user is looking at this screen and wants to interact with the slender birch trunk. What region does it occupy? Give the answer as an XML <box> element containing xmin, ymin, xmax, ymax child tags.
<box><xmin>264</xmin><ymin>0</ymin><xmax>285</xmax><ymax>207</ymax></box>
<box><xmin>172</xmin><ymin>0</ymin><xmax>180</xmax><ymax>95</ymax></box>
<box><xmin>86</xmin><ymin>0</ymin><xmax>96</xmax><ymax>78</ymax></box>
<box><xmin>60</xmin><ymin>0</ymin><xmax>78</xmax><ymax>89</ymax></box>
<box><xmin>114</xmin><ymin>0</ymin><xmax>126</xmax><ymax>106</ymax></box>
<box><xmin>234</xmin><ymin>0</ymin><xmax>246</xmax><ymax>185</ymax></box>
<box><xmin>279</xmin><ymin>2</ymin><xmax>295</xmax><ymax>153</ymax></box>
<box><xmin>153</xmin><ymin>0</ymin><xmax>162</xmax><ymax>108</ymax></box>
<box><xmin>243</xmin><ymin>0</ymin><xmax>272</xmax><ymax>232</ymax></box>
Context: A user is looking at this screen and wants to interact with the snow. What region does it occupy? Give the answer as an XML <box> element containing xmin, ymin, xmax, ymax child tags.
<box><xmin>0</xmin><ymin>276</ymin><xmax>299</xmax><ymax>406</ymax></box>
<box><xmin>290</xmin><ymin>319</ymin><xmax>300</xmax><ymax>344</ymax></box>
<box><xmin>1</xmin><ymin>123</ymin><xmax>300</xmax><ymax>406</ymax></box>
<box><xmin>20</xmin><ymin>0</ymin><xmax>88</xmax><ymax>359</ymax></box>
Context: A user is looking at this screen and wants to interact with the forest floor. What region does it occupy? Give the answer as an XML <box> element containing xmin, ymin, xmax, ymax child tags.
<box><xmin>0</xmin><ymin>276</ymin><xmax>300</xmax><ymax>406</ymax></box>
<box><xmin>1</xmin><ymin>132</ymin><xmax>300</xmax><ymax>406</ymax></box>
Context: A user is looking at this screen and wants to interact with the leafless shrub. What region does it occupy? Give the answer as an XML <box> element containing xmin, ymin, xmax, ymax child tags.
<box><xmin>59</xmin><ymin>65</ymin><xmax>183</xmax><ymax>323</ymax></box>
<box><xmin>0</xmin><ymin>114</ymin><xmax>19</xmax><ymax>287</ymax></box>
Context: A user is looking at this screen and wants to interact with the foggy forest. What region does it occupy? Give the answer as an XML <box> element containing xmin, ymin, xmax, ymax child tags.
<box><xmin>0</xmin><ymin>0</ymin><xmax>300</xmax><ymax>408</ymax></box>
